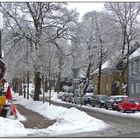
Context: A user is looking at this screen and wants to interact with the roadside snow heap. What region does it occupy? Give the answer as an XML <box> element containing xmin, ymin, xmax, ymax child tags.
<box><xmin>0</xmin><ymin>117</ymin><xmax>27</xmax><ymax>137</ymax></box>
<box><xmin>14</xmin><ymin>94</ymin><xmax>109</xmax><ymax>136</ymax></box>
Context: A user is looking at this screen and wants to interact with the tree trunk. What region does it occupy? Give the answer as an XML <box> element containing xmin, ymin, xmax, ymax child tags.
<box><xmin>34</xmin><ymin>72</ymin><xmax>41</xmax><ymax>101</ymax></box>
<box><xmin>126</xmin><ymin>39</ymin><xmax>130</xmax><ymax>96</ymax></box>
<box><xmin>83</xmin><ymin>63</ymin><xmax>91</xmax><ymax>94</ymax></box>
<box><xmin>42</xmin><ymin>74</ymin><xmax>45</xmax><ymax>103</ymax></box>
<box><xmin>97</xmin><ymin>42</ymin><xmax>103</xmax><ymax>95</ymax></box>
<box><xmin>57</xmin><ymin>71</ymin><xmax>61</xmax><ymax>94</ymax></box>
<box><xmin>98</xmin><ymin>61</ymin><xmax>102</xmax><ymax>95</ymax></box>
<box><xmin>119</xmin><ymin>26</ymin><xmax>127</xmax><ymax>95</ymax></box>
<box><xmin>45</xmin><ymin>78</ymin><xmax>48</xmax><ymax>92</ymax></box>
<box><xmin>12</xmin><ymin>78</ymin><xmax>16</xmax><ymax>93</ymax></box>
<box><xmin>23</xmin><ymin>76</ymin><xmax>26</xmax><ymax>98</ymax></box>
<box><xmin>27</xmin><ymin>71</ymin><xmax>30</xmax><ymax>99</ymax></box>
<box><xmin>19</xmin><ymin>78</ymin><xmax>22</xmax><ymax>96</ymax></box>
<box><xmin>119</xmin><ymin>72</ymin><xmax>123</xmax><ymax>95</ymax></box>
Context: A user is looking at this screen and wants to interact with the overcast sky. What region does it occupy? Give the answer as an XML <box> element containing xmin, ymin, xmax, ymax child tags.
<box><xmin>68</xmin><ymin>2</ymin><xmax>104</xmax><ymax>19</ymax></box>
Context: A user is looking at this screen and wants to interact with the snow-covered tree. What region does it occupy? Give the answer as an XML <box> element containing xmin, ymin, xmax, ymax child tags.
<box><xmin>105</xmin><ymin>2</ymin><xmax>140</xmax><ymax>94</ymax></box>
<box><xmin>1</xmin><ymin>2</ymin><xmax>78</xmax><ymax>100</ymax></box>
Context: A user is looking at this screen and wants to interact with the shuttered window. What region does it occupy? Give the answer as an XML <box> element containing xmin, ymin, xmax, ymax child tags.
<box><xmin>131</xmin><ymin>84</ymin><xmax>134</xmax><ymax>94</ymax></box>
<box><xmin>133</xmin><ymin>60</ymin><xmax>139</xmax><ymax>74</ymax></box>
<box><xmin>136</xmin><ymin>83</ymin><xmax>139</xmax><ymax>94</ymax></box>
<box><xmin>129</xmin><ymin>62</ymin><xmax>132</xmax><ymax>75</ymax></box>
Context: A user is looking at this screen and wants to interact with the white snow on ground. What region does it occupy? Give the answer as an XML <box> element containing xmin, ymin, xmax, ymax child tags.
<box><xmin>17</xmin><ymin>110</ymin><xmax>26</xmax><ymax>121</ymax></box>
<box><xmin>0</xmin><ymin>105</ymin><xmax>33</xmax><ymax>137</ymax></box>
<box><xmin>12</xmin><ymin>93</ymin><xmax>108</xmax><ymax>136</ymax></box>
<box><xmin>3</xmin><ymin>87</ymin><xmax>140</xmax><ymax>137</ymax></box>
<box><xmin>0</xmin><ymin>117</ymin><xmax>32</xmax><ymax>137</ymax></box>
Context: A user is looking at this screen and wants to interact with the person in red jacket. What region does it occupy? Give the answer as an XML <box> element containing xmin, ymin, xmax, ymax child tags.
<box><xmin>6</xmin><ymin>85</ymin><xmax>12</xmax><ymax>100</ymax></box>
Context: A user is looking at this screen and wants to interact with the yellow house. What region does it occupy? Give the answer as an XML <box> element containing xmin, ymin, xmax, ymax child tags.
<box><xmin>92</xmin><ymin>60</ymin><xmax>127</xmax><ymax>95</ymax></box>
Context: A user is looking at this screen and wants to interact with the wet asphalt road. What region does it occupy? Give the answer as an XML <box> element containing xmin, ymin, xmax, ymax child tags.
<box><xmin>46</xmin><ymin>100</ymin><xmax>140</xmax><ymax>138</ymax></box>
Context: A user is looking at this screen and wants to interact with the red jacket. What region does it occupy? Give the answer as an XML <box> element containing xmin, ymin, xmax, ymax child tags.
<box><xmin>6</xmin><ymin>85</ymin><xmax>12</xmax><ymax>100</ymax></box>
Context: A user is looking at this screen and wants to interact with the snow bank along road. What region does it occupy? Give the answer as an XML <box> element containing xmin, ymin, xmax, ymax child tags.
<box><xmin>49</xmin><ymin>99</ymin><xmax>140</xmax><ymax>137</ymax></box>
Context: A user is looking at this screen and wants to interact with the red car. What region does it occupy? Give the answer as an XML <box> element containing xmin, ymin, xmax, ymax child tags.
<box><xmin>117</xmin><ymin>97</ymin><xmax>140</xmax><ymax>113</ymax></box>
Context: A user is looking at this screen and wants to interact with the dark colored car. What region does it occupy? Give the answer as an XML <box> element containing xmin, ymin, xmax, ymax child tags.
<box><xmin>92</xmin><ymin>95</ymin><xmax>109</xmax><ymax>108</ymax></box>
<box><xmin>61</xmin><ymin>93</ymin><xmax>69</xmax><ymax>101</ymax></box>
<box><xmin>86</xmin><ymin>85</ymin><xmax>94</xmax><ymax>93</ymax></box>
<box><xmin>65</xmin><ymin>93</ymin><xmax>74</xmax><ymax>103</ymax></box>
<box><xmin>82</xmin><ymin>95</ymin><xmax>94</xmax><ymax>105</ymax></box>
<box><xmin>72</xmin><ymin>92</ymin><xmax>84</xmax><ymax>104</ymax></box>
<box><xmin>117</xmin><ymin>97</ymin><xmax>140</xmax><ymax>113</ymax></box>
<box><xmin>104</xmin><ymin>96</ymin><xmax>116</xmax><ymax>110</ymax></box>
<box><xmin>57</xmin><ymin>93</ymin><xmax>65</xmax><ymax>99</ymax></box>
<box><xmin>105</xmin><ymin>95</ymin><xmax>128</xmax><ymax>110</ymax></box>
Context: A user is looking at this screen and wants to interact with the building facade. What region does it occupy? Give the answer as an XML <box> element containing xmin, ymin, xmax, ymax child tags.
<box><xmin>128</xmin><ymin>48</ymin><xmax>140</xmax><ymax>98</ymax></box>
<box><xmin>92</xmin><ymin>60</ymin><xmax>127</xmax><ymax>95</ymax></box>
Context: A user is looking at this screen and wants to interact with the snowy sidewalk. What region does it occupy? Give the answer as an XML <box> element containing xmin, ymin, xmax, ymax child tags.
<box><xmin>16</xmin><ymin>104</ymin><xmax>55</xmax><ymax>129</ymax></box>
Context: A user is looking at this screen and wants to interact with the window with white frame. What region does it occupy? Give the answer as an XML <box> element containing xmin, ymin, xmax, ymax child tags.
<box><xmin>129</xmin><ymin>63</ymin><xmax>132</xmax><ymax>75</ymax></box>
<box><xmin>136</xmin><ymin>60</ymin><xmax>139</xmax><ymax>73</ymax></box>
<box><xmin>136</xmin><ymin>83</ymin><xmax>139</xmax><ymax>94</ymax></box>
<box><xmin>133</xmin><ymin>61</ymin><xmax>137</xmax><ymax>74</ymax></box>
<box><xmin>95</xmin><ymin>84</ymin><xmax>97</xmax><ymax>91</ymax></box>
<box><xmin>131</xmin><ymin>84</ymin><xmax>134</xmax><ymax>94</ymax></box>
<box><xmin>139</xmin><ymin>83</ymin><xmax>140</xmax><ymax>94</ymax></box>
<box><xmin>106</xmin><ymin>83</ymin><xmax>109</xmax><ymax>91</ymax></box>
<box><xmin>139</xmin><ymin>60</ymin><xmax>140</xmax><ymax>72</ymax></box>
<box><xmin>138</xmin><ymin>83</ymin><xmax>140</xmax><ymax>94</ymax></box>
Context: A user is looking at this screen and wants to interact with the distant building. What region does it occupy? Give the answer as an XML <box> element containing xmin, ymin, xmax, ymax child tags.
<box><xmin>92</xmin><ymin>42</ymin><xmax>140</xmax><ymax>96</ymax></box>
<box><xmin>128</xmin><ymin>47</ymin><xmax>140</xmax><ymax>97</ymax></box>
<box><xmin>92</xmin><ymin>59</ymin><xmax>127</xmax><ymax>95</ymax></box>
<box><xmin>92</xmin><ymin>60</ymin><xmax>117</xmax><ymax>95</ymax></box>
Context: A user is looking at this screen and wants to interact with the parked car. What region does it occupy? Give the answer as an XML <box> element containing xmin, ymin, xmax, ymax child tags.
<box><xmin>86</xmin><ymin>85</ymin><xmax>94</xmax><ymax>93</ymax></box>
<box><xmin>112</xmin><ymin>95</ymin><xmax>128</xmax><ymax>110</ymax></box>
<box><xmin>65</xmin><ymin>93</ymin><xmax>74</xmax><ymax>103</ymax></box>
<box><xmin>82</xmin><ymin>95</ymin><xmax>94</xmax><ymax>105</ymax></box>
<box><xmin>92</xmin><ymin>95</ymin><xmax>109</xmax><ymax>108</ymax></box>
<box><xmin>105</xmin><ymin>95</ymin><xmax>128</xmax><ymax>110</ymax></box>
<box><xmin>72</xmin><ymin>92</ymin><xmax>84</xmax><ymax>104</ymax></box>
<box><xmin>104</xmin><ymin>96</ymin><xmax>116</xmax><ymax>110</ymax></box>
<box><xmin>57</xmin><ymin>92</ymin><xmax>65</xmax><ymax>99</ymax></box>
<box><xmin>61</xmin><ymin>93</ymin><xmax>69</xmax><ymax>101</ymax></box>
<box><xmin>117</xmin><ymin>97</ymin><xmax>140</xmax><ymax>113</ymax></box>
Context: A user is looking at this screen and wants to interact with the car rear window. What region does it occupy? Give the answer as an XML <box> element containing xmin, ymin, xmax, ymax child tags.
<box><xmin>128</xmin><ymin>98</ymin><xmax>139</xmax><ymax>104</ymax></box>
<box><xmin>99</xmin><ymin>96</ymin><xmax>109</xmax><ymax>100</ymax></box>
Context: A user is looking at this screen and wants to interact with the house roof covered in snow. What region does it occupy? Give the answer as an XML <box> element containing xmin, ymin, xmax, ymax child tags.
<box><xmin>92</xmin><ymin>60</ymin><xmax>112</xmax><ymax>75</ymax></box>
<box><xmin>0</xmin><ymin>58</ymin><xmax>5</xmax><ymax>67</ymax></box>
<box><xmin>79</xmin><ymin>69</ymin><xmax>86</xmax><ymax>78</ymax></box>
<box><xmin>129</xmin><ymin>47</ymin><xmax>140</xmax><ymax>61</ymax></box>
